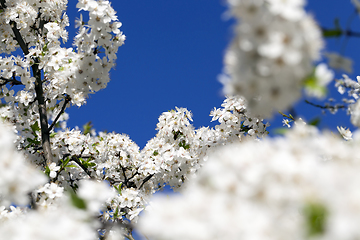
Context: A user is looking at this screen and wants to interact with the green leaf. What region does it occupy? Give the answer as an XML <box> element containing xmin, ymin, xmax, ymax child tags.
<box><xmin>278</xmin><ymin>111</ymin><xmax>295</xmax><ymax>121</ymax></box>
<box><xmin>322</xmin><ymin>18</ymin><xmax>342</xmax><ymax>38</ymax></box>
<box><xmin>50</xmin><ymin>132</ymin><xmax>57</xmax><ymax>138</ymax></box>
<box><xmin>113</xmin><ymin>206</ymin><xmax>119</xmax><ymax>219</ymax></box>
<box><xmin>65</xmin><ymin>164</ymin><xmax>77</xmax><ymax>168</ymax></box>
<box><xmin>69</xmin><ymin>189</ymin><xmax>87</xmax><ymax>210</ymax></box>
<box><xmin>80</xmin><ymin>158</ymin><xmax>96</xmax><ymax>168</ymax></box>
<box><xmin>86</xmin><ymin>162</ymin><xmax>96</xmax><ymax>167</ymax></box>
<box><xmin>322</xmin><ymin>28</ymin><xmax>342</xmax><ymax>38</ymax></box>
<box><xmin>42</xmin><ymin>43</ymin><xmax>49</xmax><ymax>52</ymax></box>
<box><xmin>309</xmin><ymin>117</ymin><xmax>321</xmax><ymax>126</ymax></box>
<box><xmin>153</xmin><ymin>150</ymin><xmax>159</xmax><ymax>156</ymax></box>
<box><xmin>304</xmin><ymin>202</ymin><xmax>328</xmax><ymax>237</ymax></box>
<box><xmin>83</xmin><ymin>121</ymin><xmax>93</xmax><ymax>135</ymax></box>
<box><xmin>115</xmin><ymin>183</ymin><xmax>122</xmax><ymax>194</ymax></box>
<box><xmin>303</xmin><ymin>72</ymin><xmax>328</xmax><ymax>98</ymax></box>
<box><xmin>272</xmin><ymin>128</ymin><xmax>288</xmax><ymax>135</ymax></box>
<box><xmin>27</xmin><ymin>137</ymin><xmax>41</xmax><ymax>145</ymax></box>
<box><xmin>44</xmin><ymin>166</ymin><xmax>50</xmax><ymax>177</ymax></box>
<box><xmin>30</xmin><ymin>121</ymin><xmax>40</xmax><ymax>134</ymax></box>
<box><xmin>179</xmin><ymin>140</ymin><xmax>189</xmax><ymax>149</ymax></box>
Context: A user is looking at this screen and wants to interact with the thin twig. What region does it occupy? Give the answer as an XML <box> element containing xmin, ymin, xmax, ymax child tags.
<box><xmin>123</xmin><ymin>232</ymin><xmax>136</xmax><ymax>240</ymax></box>
<box><xmin>138</xmin><ymin>174</ymin><xmax>154</xmax><ymax>190</ymax></box>
<box><xmin>0</xmin><ymin>76</ymin><xmax>23</xmax><ymax>87</ymax></box>
<box><xmin>48</xmin><ymin>95</ymin><xmax>71</xmax><ymax>132</ymax></box>
<box><xmin>305</xmin><ymin>100</ymin><xmax>346</xmax><ymax>110</ymax></box>
<box><xmin>341</xmin><ymin>9</ymin><xmax>359</xmax><ymax>54</ymax></box>
<box><xmin>71</xmin><ymin>156</ymin><xmax>93</xmax><ymax>178</ymax></box>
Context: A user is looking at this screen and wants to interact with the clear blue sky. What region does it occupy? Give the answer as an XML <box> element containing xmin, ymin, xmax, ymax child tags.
<box><xmin>64</xmin><ymin>0</ymin><xmax>360</xmax><ymax>148</ymax></box>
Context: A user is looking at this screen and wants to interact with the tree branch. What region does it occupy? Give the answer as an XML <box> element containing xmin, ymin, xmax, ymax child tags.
<box><xmin>71</xmin><ymin>156</ymin><xmax>94</xmax><ymax>179</ymax></box>
<box><xmin>32</xmin><ymin>58</ymin><xmax>53</xmax><ymax>166</ymax></box>
<box><xmin>0</xmin><ymin>75</ymin><xmax>23</xmax><ymax>87</ymax></box>
<box><xmin>0</xmin><ymin>0</ymin><xmax>54</xmax><ymax>166</ymax></box>
<box><xmin>0</xmin><ymin>0</ymin><xmax>29</xmax><ymax>55</ymax></box>
<box><xmin>138</xmin><ymin>174</ymin><xmax>154</xmax><ymax>190</ymax></box>
<box><xmin>48</xmin><ymin>95</ymin><xmax>71</xmax><ymax>132</ymax></box>
<box><xmin>123</xmin><ymin>232</ymin><xmax>135</xmax><ymax>240</ymax></box>
<box><xmin>305</xmin><ymin>100</ymin><xmax>346</xmax><ymax>110</ymax></box>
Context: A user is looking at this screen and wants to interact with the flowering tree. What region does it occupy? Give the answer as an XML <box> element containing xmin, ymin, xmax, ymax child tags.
<box><xmin>0</xmin><ymin>0</ymin><xmax>359</xmax><ymax>240</ymax></box>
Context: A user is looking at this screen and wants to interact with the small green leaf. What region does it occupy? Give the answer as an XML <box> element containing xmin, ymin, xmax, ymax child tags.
<box><xmin>50</xmin><ymin>132</ymin><xmax>57</xmax><ymax>138</ymax></box>
<box><xmin>272</xmin><ymin>128</ymin><xmax>288</xmax><ymax>135</ymax></box>
<box><xmin>27</xmin><ymin>137</ymin><xmax>41</xmax><ymax>145</ymax></box>
<box><xmin>115</xmin><ymin>183</ymin><xmax>122</xmax><ymax>194</ymax></box>
<box><xmin>43</xmin><ymin>43</ymin><xmax>49</xmax><ymax>52</ymax></box>
<box><xmin>153</xmin><ymin>150</ymin><xmax>159</xmax><ymax>156</ymax></box>
<box><xmin>87</xmin><ymin>162</ymin><xmax>96</xmax><ymax>167</ymax></box>
<box><xmin>303</xmin><ymin>72</ymin><xmax>328</xmax><ymax>98</ymax></box>
<box><xmin>83</xmin><ymin>121</ymin><xmax>93</xmax><ymax>135</ymax></box>
<box><xmin>278</xmin><ymin>111</ymin><xmax>295</xmax><ymax>121</ymax></box>
<box><xmin>309</xmin><ymin>117</ymin><xmax>321</xmax><ymax>126</ymax></box>
<box><xmin>113</xmin><ymin>206</ymin><xmax>119</xmax><ymax>219</ymax></box>
<box><xmin>30</xmin><ymin>121</ymin><xmax>40</xmax><ymax>134</ymax></box>
<box><xmin>322</xmin><ymin>18</ymin><xmax>343</xmax><ymax>38</ymax></box>
<box><xmin>304</xmin><ymin>202</ymin><xmax>328</xmax><ymax>237</ymax></box>
<box><xmin>45</xmin><ymin>166</ymin><xmax>50</xmax><ymax>177</ymax></box>
<box><xmin>65</xmin><ymin>164</ymin><xmax>77</xmax><ymax>168</ymax></box>
<box><xmin>69</xmin><ymin>189</ymin><xmax>87</xmax><ymax>210</ymax></box>
<box><xmin>322</xmin><ymin>29</ymin><xmax>342</xmax><ymax>38</ymax></box>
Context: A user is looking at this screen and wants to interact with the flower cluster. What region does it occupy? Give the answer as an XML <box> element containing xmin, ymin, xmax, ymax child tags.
<box><xmin>0</xmin><ymin>121</ymin><xmax>47</xmax><ymax>206</ymax></box>
<box><xmin>0</xmin><ymin>0</ymin><xmax>125</xmax><ymax>157</ymax></box>
<box><xmin>139</xmin><ymin>121</ymin><xmax>360</xmax><ymax>240</ymax></box>
<box><xmin>39</xmin><ymin>96</ymin><xmax>268</xmax><ymax>223</ymax></box>
<box><xmin>2</xmin><ymin>0</ymin><xmax>356</xmax><ymax>239</ymax></box>
<box><xmin>221</xmin><ymin>0</ymin><xmax>323</xmax><ymax>117</ymax></box>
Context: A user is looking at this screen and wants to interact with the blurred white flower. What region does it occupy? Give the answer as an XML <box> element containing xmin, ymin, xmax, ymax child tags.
<box><xmin>325</xmin><ymin>52</ymin><xmax>353</xmax><ymax>74</ymax></box>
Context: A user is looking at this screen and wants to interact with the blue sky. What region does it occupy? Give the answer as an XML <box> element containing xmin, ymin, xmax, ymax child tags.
<box><xmin>64</xmin><ymin>0</ymin><xmax>360</xmax><ymax>148</ymax></box>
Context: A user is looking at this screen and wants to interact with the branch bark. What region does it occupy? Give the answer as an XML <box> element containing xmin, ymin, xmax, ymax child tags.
<box><xmin>32</xmin><ymin>60</ymin><xmax>53</xmax><ymax>166</ymax></box>
<box><xmin>48</xmin><ymin>95</ymin><xmax>71</xmax><ymax>132</ymax></box>
<box><xmin>1</xmin><ymin>0</ymin><xmax>53</xmax><ymax>166</ymax></box>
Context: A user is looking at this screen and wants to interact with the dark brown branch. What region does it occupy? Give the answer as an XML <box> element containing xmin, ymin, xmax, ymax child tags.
<box><xmin>48</xmin><ymin>95</ymin><xmax>71</xmax><ymax>132</ymax></box>
<box><xmin>119</xmin><ymin>163</ymin><xmax>138</xmax><ymax>188</ymax></box>
<box><xmin>0</xmin><ymin>75</ymin><xmax>23</xmax><ymax>87</ymax></box>
<box><xmin>1</xmin><ymin>0</ymin><xmax>54</xmax><ymax>166</ymax></box>
<box><xmin>127</xmin><ymin>171</ymin><xmax>139</xmax><ymax>182</ymax></box>
<box><xmin>0</xmin><ymin>0</ymin><xmax>29</xmax><ymax>55</ymax></box>
<box><xmin>33</xmin><ymin>58</ymin><xmax>53</xmax><ymax>166</ymax></box>
<box><xmin>71</xmin><ymin>156</ymin><xmax>93</xmax><ymax>179</ymax></box>
<box><xmin>343</xmin><ymin>30</ymin><xmax>360</xmax><ymax>37</ymax></box>
<box><xmin>305</xmin><ymin>100</ymin><xmax>346</xmax><ymax>110</ymax></box>
<box><xmin>138</xmin><ymin>174</ymin><xmax>154</xmax><ymax>190</ymax></box>
<box><xmin>120</xmin><ymin>164</ymin><xmax>128</xmax><ymax>183</ymax></box>
<box><xmin>28</xmin><ymin>192</ymin><xmax>37</xmax><ymax>210</ymax></box>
